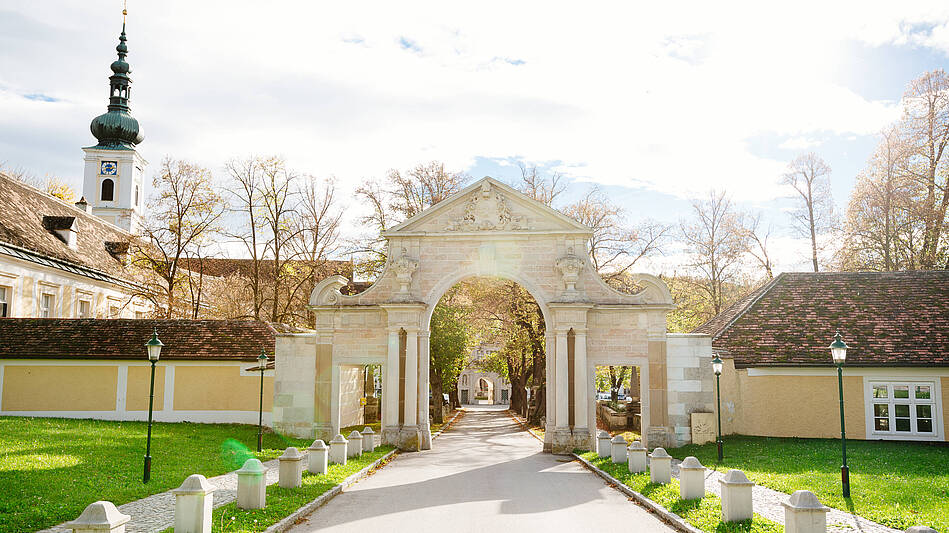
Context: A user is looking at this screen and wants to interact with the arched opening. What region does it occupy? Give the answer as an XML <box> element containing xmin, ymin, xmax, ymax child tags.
<box><xmin>100</xmin><ymin>178</ymin><xmax>114</xmax><ymax>201</ymax></box>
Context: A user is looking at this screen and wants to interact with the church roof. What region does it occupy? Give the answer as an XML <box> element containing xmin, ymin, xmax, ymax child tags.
<box><xmin>0</xmin><ymin>172</ymin><xmax>137</xmax><ymax>287</ymax></box>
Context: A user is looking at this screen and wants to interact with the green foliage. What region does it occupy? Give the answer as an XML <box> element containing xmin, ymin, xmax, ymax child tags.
<box><xmin>675</xmin><ymin>435</ymin><xmax>949</xmax><ymax>532</ymax></box>
<box><xmin>430</xmin><ymin>302</ymin><xmax>472</xmax><ymax>391</ymax></box>
<box><xmin>0</xmin><ymin>416</ymin><xmax>309</xmax><ymax>533</ymax></box>
<box><xmin>577</xmin><ymin>451</ymin><xmax>782</xmax><ymax>533</ymax></box>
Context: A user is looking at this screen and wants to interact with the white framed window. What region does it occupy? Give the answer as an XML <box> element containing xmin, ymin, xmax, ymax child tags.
<box><xmin>40</xmin><ymin>293</ymin><xmax>55</xmax><ymax>318</ymax></box>
<box><xmin>78</xmin><ymin>300</ymin><xmax>92</xmax><ymax>319</ymax></box>
<box><xmin>0</xmin><ymin>285</ymin><xmax>9</xmax><ymax>317</ymax></box>
<box><xmin>867</xmin><ymin>380</ymin><xmax>940</xmax><ymax>440</ymax></box>
<box><xmin>109</xmin><ymin>305</ymin><xmax>120</xmax><ymax>318</ymax></box>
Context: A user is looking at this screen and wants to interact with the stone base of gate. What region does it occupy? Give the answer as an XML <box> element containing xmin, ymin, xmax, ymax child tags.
<box><xmin>419</xmin><ymin>425</ymin><xmax>432</xmax><ymax>450</ymax></box>
<box><xmin>549</xmin><ymin>427</ymin><xmax>593</xmax><ymax>455</ymax></box>
<box><xmin>646</xmin><ymin>425</ymin><xmax>673</xmax><ymax>449</ymax></box>
<box><xmin>382</xmin><ymin>425</ymin><xmax>423</xmax><ymax>451</ymax></box>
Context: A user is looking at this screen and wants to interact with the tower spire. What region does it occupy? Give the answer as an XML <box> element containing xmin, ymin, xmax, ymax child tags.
<box><xmin>88</xmin><ymin>2</ymin><xmax>144</xmax><ymax>149</ymax></box>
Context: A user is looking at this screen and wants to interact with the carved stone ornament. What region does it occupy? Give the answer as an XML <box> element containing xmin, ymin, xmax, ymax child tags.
<box><xmin>555</xmin><ymin>247</ymin><xmax>585</xmax><ymax>296</ymax></box>
<box><xmin>446</xmin><ymin>182</ymin><xmax>528</xmax><ymax>231</ymax></box>
<box><xmin>390</xmin><ymin>248</ymin><xmax>419</xmax><ymax>295</ymax></box>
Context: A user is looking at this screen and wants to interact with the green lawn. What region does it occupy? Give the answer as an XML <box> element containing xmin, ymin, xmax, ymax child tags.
<box><xmin>674</xmin><ymin>436</ymin><xmax>949</xmax><ymax>532</ymax></box>
<box><xmin>577</xmin><ymin>451</ymin><xmax>782</xmax><ymax>533</ymax></box>
<box><xmin>0</xmin><ymin>416</ymin><xmax>310</xmax><ymax>533</ymax></box>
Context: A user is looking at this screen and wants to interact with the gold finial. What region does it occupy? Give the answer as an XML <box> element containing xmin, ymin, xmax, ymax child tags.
<box><xmin>122</xmin><ymin>0</ymin><xmax>127</xmax><ymax>23</ymax></box>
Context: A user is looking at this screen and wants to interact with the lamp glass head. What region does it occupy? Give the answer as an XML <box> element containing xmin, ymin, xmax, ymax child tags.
<box><xmin>711</xmin><ymin>355</ymin><xmax>723</xmax><ymax>376</ymax></box>
<box><xmin>258</xmin><ymin>349</ymin><xmax>268</xmax><ymax>363</ymax></box>
<box><xmin>829</xmin><ymin>331</ymin><xmax>848</xmax><ymax>365</ymax></box>
<box><xmin>145</xmin><ymin>329</ymin><xmax>164</xmax><ymax>362</ymax></box>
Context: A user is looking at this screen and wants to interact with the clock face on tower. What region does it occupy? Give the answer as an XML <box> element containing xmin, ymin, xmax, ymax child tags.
<box><xmin>100</xmin><ymin>161</ymin><xmax>118</xmax><ymax>175</ymax></box>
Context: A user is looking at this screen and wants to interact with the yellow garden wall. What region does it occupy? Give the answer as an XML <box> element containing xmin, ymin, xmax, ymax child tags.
<box><xmin>2</xmin><ymin>365</ymin><xmax>117</xmax><ymax>411</ymax></box>
<box><xmin>125</xmin><ymin>366</ymin><xmax>165</xmax><ymax>411</ymax></box>
<box><xmin>173</xmin><ymin>365</ymin><xmax>273</xmax><ymax>412</ymax></box>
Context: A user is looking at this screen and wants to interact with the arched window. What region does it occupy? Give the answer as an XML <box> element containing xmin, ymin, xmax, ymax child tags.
<box><xmin>461</xmin><ymin>375</ymin><xmax>467</xmax><ymax>386</ymax></box>
<box><xmin>101</xmin><ymin>179</ymin><xmax>114</xmax><ymax>201</ymax></box>
<box><xmin>135</xmin><ymin>185</ymin><xmax>140</xmax><ymax>206</ymax></box>
<box><xmin>479</xmin><ymin>378</ymin><xmax>488</xmax><ymax>391</ymax></box>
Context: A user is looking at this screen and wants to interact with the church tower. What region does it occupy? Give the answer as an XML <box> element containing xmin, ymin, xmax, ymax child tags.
<box><xmin>82</xmin><ymin>7</ymin><xmax>146</xmax><ymax>234</ymax></box>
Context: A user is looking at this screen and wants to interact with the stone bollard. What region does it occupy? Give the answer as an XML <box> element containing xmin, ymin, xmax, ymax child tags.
<box><xmin>65</xmin><ymin>501</ymin><xmax>130</xmax><ymax>533</ymax></box>
<box><xmin>719</xmin><ymin>469</ymin><xmax>754</xmax><ymax>522</ymax></box>
<box><xmin>610</xmin><ymin>435</ymin><xmax>627</xmax><ymax>464</ymax></box>
<box><xmin>362</xmin><ymin>427</ymin><xmax>376</xmax><ymax>452</ymax></box>
<box><xmin>782</xmin><ymin>490</ymin><xmax>830</xmax><ymax>533</ymax></box>
<box><xmin>278</xmin><ymin>447</ymin><xmax>305</xmax><ymax>488</ymax></box>
<box><xmin>905</xmin><ymin>528</ymin><xmax>938</xmax><ymax>533</ymax></box>
<box><xmin>678</xmin><ymin>456</ymin><xmax>706</xmax><ymax>500</ymax></box>
<box><xmin>596</xmin><ymin>430</ymin><xmax>611</xmax><ymax>458</ymax></box>
<box><xmin>236</xmin><ymin>458</ymin><xmax>267</xmax><ymax>510</ymax></box>
<box><xmin>329</xmin><ymin>434</ymin><xmax>348</xmax><ymax>465</ymax></box>
<box><xmin>348</xmin><ymin>430</ymin><xmax>364</xmax><ymax>457</ymax></box>
<box><xmin>307</xmin><ymin>439</ymin><xmax>328</xmax><ymax>475</ymax></box>
<box><xmin>172</xmin><ymin>474</ymin><xmax>214</xmax><ymax>533</ymax></box>
<box><xmin>627</xmin><ymin>441</ymin><xmax>647</xmax><ymax>473</ymax></box>
<box><xmin>649</xmin><ymin>447</ymin><xmax>672</xmax><ymax>484</ymax></box>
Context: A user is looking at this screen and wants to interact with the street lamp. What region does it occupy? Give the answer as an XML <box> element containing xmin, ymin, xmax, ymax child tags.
<box><xmin>143</xmin><ymin>328</ymin><xmax>163</xmax><ymax>483</ymax></box>
<box><xmin>711</xmin><ymin>354</ymin><xmax>724</xmax><ymax>462</ymax></box>
<box><xmin>829</xmin><ymin>330</ymin><xmax>850</xmax><ymax>498</ymax></box>
<box><xmin>256</xmin><ymin>349</ymin><xmax>268</xmax><ymax>453</ymax></box>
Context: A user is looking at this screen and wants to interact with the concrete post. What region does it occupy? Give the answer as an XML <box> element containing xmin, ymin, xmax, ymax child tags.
<box><xmin>627</xmin><ymin>441</ymin><xmax>647</xmax><ymax>473</ymax></box>
<box><xmin>307</xmin><ymin>439</ymin><xmax>328</xmax><ymax>475</ymax></box>
<box><xmin>648</xmin><ymin>447</ymin><xmax>672</xmax><ymax>484</ymax></box>
<box><xmin>782</xmin><ymin>490</ymin><xmax>830</xmax><ymax>533</ymax></box>
<box><xmin>905</xmin><ymin>528</ymin><xmax>938</xmax><ymax>533</ymax></box>
<box><xmin>362</xmin><ymin>427</ymin><xmax>376</xmax><ymax>452</ymax></box>
<box><xmin>348</xmin><ymin>430</ymin><xmax>364</xmax><ymax>457</ymax></box>
<box><xmin>610</xmin><ymin>435</ymin><xmax>627</xmax><ymax>464</ymax></box>
<box><xmin>719</xmin><ymin>469</ymin><xmax>754</xmax><ymax>522</ymax></box>
<box><xmin>278</xmin><ymin>447</ymin><xmax>304</xmax><ymax>489</ymax></box>
<box><xmin>64</xmin><ymin>501</ymin><xmax>130</xmax><ymax>533</ymax></box>
<box><xmin>235</xmin><ymin>459</ymin><xmax>267</xmax><ymax>510</ymax></box>
<box><xmin>329</xmin><ymin>434</ymin><xmax>348</xmax><ymax>465</ymax></box>
<box><xmin>678</xmin><ymin>456</ymin><xmax>705</xmax><ymax>500</ymax></box>
<box><xmin>171</xmin><ymin>474</ymin><xmax>214</xmax><ymax>533</ymax></box>
<box><xmin>596</xmin><ymin>430</ymin><xmax>611</xmax><ymax>458</ymax></box>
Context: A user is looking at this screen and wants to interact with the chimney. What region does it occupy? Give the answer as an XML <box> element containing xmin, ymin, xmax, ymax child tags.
<box><xmin>105</xmin><ymin>241</ymin><xmax>131</xmax><ymax>264</ymax></box>
<box><xmin>75</xmin><ymin>196</ymin><xmax>92</xmax><ymax>213</ymax></box>
<box><xmin>42</xmin><ymin>216</ymin><xmax>79</xmax><ymax>250</ymax></box>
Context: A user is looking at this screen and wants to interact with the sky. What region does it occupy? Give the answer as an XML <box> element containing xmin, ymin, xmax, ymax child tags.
<box><xmin>3</xmin><ymin>1</ymin><xmax>949</xmax><ymax>274</ymax></box>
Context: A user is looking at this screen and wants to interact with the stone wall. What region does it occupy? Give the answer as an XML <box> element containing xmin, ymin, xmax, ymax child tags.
<box><xmin>666</xmin><ymin>333</ymin><xmax>714</xmax><ymax>447</ymax></box>
<box><xmin>273</xmin><ymin>334</ymin><xmax>316</xmax><ymax>438</ymax></box>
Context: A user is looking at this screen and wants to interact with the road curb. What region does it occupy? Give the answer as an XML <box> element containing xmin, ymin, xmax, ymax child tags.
<box><xmin>572</xmin><ymin>453</ymin><xmax>704</xmax><ymax>533</ymax></box>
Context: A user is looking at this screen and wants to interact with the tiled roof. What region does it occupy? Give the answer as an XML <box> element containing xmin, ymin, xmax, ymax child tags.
<box><xmin>0</xmin><ymin>173</ymin><xmax>134</xmax><ymax>284</ymax></box>
<box><xmin>0</xmin><ymin>319</ymin><xmax>276</xmax><ymax>361</ymax></box>
<box><xmin>692</xmin><ymin>278</ymin><xmax>777</xmax><ymax>336</ymax></box>
<box><xmin>177</xmin><ymin>257</ymin><xmax>369</xmax><ymax>294</ymax></box>
<box><xmin>694</xmin><ymin>271</ymin><xmax>949</xmax><ymax>368</ymax></box>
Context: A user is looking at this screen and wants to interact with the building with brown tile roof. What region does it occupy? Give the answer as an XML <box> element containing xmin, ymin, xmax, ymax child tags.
<box><xmin>695</xmin><ymin>271</ymin><xmax>949</xmax><ymax>442</ymax></box>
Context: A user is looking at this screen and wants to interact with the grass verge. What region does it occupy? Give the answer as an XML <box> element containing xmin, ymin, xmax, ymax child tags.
<box><xmin>0</xmin><ymin>416</ymin><xmax>309</xmax><ymax>533</ymax></box>
<box><xmin>674</xmin><ymin>436</ymin><xmax>949</xmax><ymax>531</ymax></box>
<box><xmin>577</xmin><ymin>451</ymin><xmax>782</xmax><ymax>533</ymax></box>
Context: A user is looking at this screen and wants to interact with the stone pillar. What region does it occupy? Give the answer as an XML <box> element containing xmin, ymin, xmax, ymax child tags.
<box><xmin>172</xmin><ymin>474</ymin><xmax>214</xmax><ymax>533</ymax></box>
<box><xmin>719</xmin><ymin>469</ymin><xmax>754</xmax><ymax>522</ymax></box>
<box><xmin>307</xmin><ymin>440</ymin><xmax>328</xmax><ymax>475</ymax></box>
<box><xmin>905</xmin><ymin>528</ymin><xmax>938</xmax><ymax>533</ymax></box>
<box><xmin>610</xmin><ymin>435</ymin><xmax>627</xmax><ymax>464</ymax></box>
<box><xmin>544</xmin><ymin>332</ymin><xmax>556</xmax><ymax>452</ymax></box>
<box><xmin>782</xmin><ymin>490</ymin><xmax>830</xmax><ymax>533</ymax></box>
<box><xmin>362</xmin><ymin>427</ymin><xmax>376</xmax><ymax>452</ymax></box>
<box><xmin>278</xmin><ymin>447</ymin><xmax>304</xmax><ymax>488</ymax></box>
<box><xmin>236</xmin><ymin>459</ymin><xmax>267</xmax><ymax>510</ymax></box>
<box><xmin>382</xmin><ymin>328</ymin><xmax>400</xmax><ymax>445</ymax></box>
<box><xmin>347</xmin><ymin>430</ymin><xmax>364</xmax><ymax>457</ymax></box>
<box><xmin>627</xmin><ymin>441</ymin><xmax>647</xmax><ymax>473</ymax></box>
<box><xmin>679</xmin><ymin>456</ymin><xmax>705</xmax><ymax>500</ymax></box>
<box><xmin>65</xmin><ymin>501</ymin><xmax>130</xmax><ymax>533</ymax></box>
<box><xmin>313</xmin><ymin>331</ymin><xmax>334</xmax><ymax>442</ymax></box>
<box><xmin>330</xmin><ymin>363</ymin><xmax>341</xmax><ymax>437</ymax></box>
<box><xmin>329</xmin><ymin>434</ymin><xmax>348</xmax><ymax>465</ymax></box>
<box><xmin>418</xmin><ymin>330</ymin><xmax>432</xmax><ymax>450</ymax></box>
<box><xmin>596</xmin><ymin>430</ymin><xmax>611</xmax><ymax>458</ymax></box>
<box><xmin>646</xmin><ymin>337</ymin><xmax>670</xmax><ymax>448</ymax></box>
<box><xmin>555</xmin><ymin>330</ymin><xmax>569</xmax><ymax>430</ymax></box>
<box><xmin>399</xmin><ymin>327</ymin><xmax>421</xmax><ymax>451</ymax></box>
<box><xmin>573</xmin><ymin>329</ymin><xmax>588</xmax><ymax>435</ymax></box>
<box><xmin>648</xmin><ymin>447</ymin><xmax>672</xmax><ymax>484</ymax></box>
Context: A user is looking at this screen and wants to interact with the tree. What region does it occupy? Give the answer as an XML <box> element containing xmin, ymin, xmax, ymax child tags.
<box><xmin>740</xmin><ymin>212</ymin><xmax>775</xmax><ymax>280</ymax></box>
<box><xmin>224</xmin><ymin>157</ymin><xmax>267</xmax><ymax>319</ymax></box>
<box><xmin>517</xmin><ymin>163</ymin><xmax>565</xmax><ymax>207</ymax></box>
<box><xmin>134</xmin><ymin>158</ymin><xmax>224</xmax><ymax>318</ymax></box>
<box><xmin>783</xmin><ymin>153</ymin><xmax>835</xmax><ymax>272</ymax></box>
<box><xmin>429</xmin><ymin>303</ymin><xmax>471</xmax><ymax>424</ymax></box>
<box><xmin>679</xmin><ymin>190</ymin><xmax>748</xmax><ymax>317</ymax></box>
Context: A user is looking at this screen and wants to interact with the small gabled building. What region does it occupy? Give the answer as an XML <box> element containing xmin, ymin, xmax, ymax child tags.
<box><xmin>695</xmin><ymin>271</ymin><xmax>949</xmax><ymax>442</ymax></box>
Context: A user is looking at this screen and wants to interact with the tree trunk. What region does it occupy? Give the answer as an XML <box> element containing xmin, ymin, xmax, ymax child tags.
<box><xmin>430</xmin><ymin>367</ymin><xmax>444</xmax><ymax>424</ymax></box>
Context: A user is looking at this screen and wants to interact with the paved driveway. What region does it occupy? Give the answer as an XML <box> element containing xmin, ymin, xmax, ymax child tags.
<box><xmin>289</xmin><ymin>405</ymin><xmax>674</xmax><ymax>532</ymax></box>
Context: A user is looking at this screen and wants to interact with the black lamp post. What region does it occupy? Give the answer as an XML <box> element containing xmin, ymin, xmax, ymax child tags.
<box><xmin>143</xmin><ymin>328</ymin><xmax>163</xmax><ymax>483</ymax></box>
<box><xmin>257</xmin><ymin>349</ymin><xmax>268</xmax><ymax>453</ymax></box>
<box><xmin>711</xmin><ymin>354</ymin><xmax>724</xmax><ymax>462</ymax></box>
<box><xmin>830</xmin><ymin>330</ymin><xmax>850</xmax><ymax>498</ymax></box>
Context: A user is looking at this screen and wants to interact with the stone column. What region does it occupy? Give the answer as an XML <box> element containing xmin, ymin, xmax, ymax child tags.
<box><xmin>610</xmin><ymin>435</ymin><xmax>627</xmax><ymax>464</ymax></box>
<box><xmin>573</xmin><ymin>329</ymin><xmax>589</xmax><ymax>438</ymax></box>
<box><xmin>65</xmin><ymin>501</ymin><xmax>130</xmax><ymax>533</ymax></box>
<box><xmin>555</xmin><ymin>330</ymin><xmax>569</xmax><ymax>430</ymax></box>
<box><xmin>172</xmin><ymin>474</ymin><xmax>214</xmax><ymax>533</ymax></box>
<box><xmin>278</xmin><ymin>447</ymin><xmax>304</xmax><ymax>488</ymax></box>
<box><xmin>627</xmin><ymin>441</ymin><xmax>647</xmax><ymax>473</ymax></box>
<box><xmin>347</xmin><ymin>430</ymin><xmax>364</xmax><ymax>457</ymax></box>
<box><xmin>313</xmin><ymin>331</ymin><xmax>334</xmax><ymax>441</ymax></box>
<box><xmin>782</xmin><ymin>490</ymin><xmax>830</xmax><ymax>533</ymax></box>
<box><xmin>646</xmin><ymin>337</ymin><xmax>670</xmax><ymax>448</ymax></box>
<box><xmin>236</xmin><ymin>459</ymin><xmax>267</xmax><ymax>510</ymax></box>
<box><xmin>544</xmin><ymin>331</ymin><xmax>556</xmax><ymax>452</ymax></box>
<box><xmin>330</xmin><ymin>364</ymin><xmax>341</xmax><ymax>438</ymax></box>
<box><xmin>648</xmin><ymin>447</ymin><xmax>672</xmax><ymax>484</ymax></box>
<box><xmin>719</xmin><ymin>469</ymin><xmax>754</xmax><ymax>522</ymax></box>
<box><xmin>418</xmin><ymin>330</ymin><xmax>432</xmax><ymax>450</ymax></box>
<box><xmin>328</xmin><ymin>434</ymin><xmax>348</xmax><ymax>465</ymax></box>
<box><xmin>361</xmin><ymin>427</ymin><xmax>376</xmax><ymax>452</ymax></box>
<box><xmin>306</xmin><ymin>440</ymin><xmax>328</xmax><ymax>474</ymax></box>
<box><xmin>679</xmin><ymin>456</ymin><xmax>705</xmax><ymax>500</ymax></box>
<box><xmin>382</xmin><ymin>328</ymin><xmax>400</xmax><ymax>445</ymax></box>
<box><xmin>399</xmin><ymin>327</ymin><xmax>421</xmax><ymax>451</ymax></box>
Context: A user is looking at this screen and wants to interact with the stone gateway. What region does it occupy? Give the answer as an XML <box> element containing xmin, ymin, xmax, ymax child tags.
<box><xmin>273</xmin><ymin>177</ymin><xmax>713</xmax><ymax>452</ymax></box>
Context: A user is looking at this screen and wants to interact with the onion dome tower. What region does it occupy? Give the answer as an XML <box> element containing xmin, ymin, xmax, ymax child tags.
<box><xmin>81</xmin><ymin>5</ymin><xmax>146</xmax><ymax>234</ymax></box>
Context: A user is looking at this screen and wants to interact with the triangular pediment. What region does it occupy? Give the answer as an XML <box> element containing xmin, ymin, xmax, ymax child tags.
<box><xmin>384</xmin><ymin>177</ymin><xmax>592</xmax><ymax>236</ymax></box>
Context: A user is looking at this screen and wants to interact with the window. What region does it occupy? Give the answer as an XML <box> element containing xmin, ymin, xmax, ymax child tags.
<box><xmin>78</xmin><ymin>300</ymin><xmax>92</xmax><ymax>319</ymax></box>
<box><xmin>101</xmin><ymin>179</ymin><xmax>114</xmax><ymax>201</ymax></box>
<box><xmin>135</xmin><ymin>310</ymin><xmax>145</xmax><ymax>320</ymax></box>
<box><xmin>135</xmin><ymin>185</ymin><xmax>140</xmax><ymax>206</ymax></box>
<box><xmin>0</xmin><ymin>286</ymin><xmax>8</xmax><ymax>317</ymax></box>
<box><xmin>40</xmin><ymin>293</ymin><xmax>55</xmax><ymax>318</ymax></box>
<box><xmin>109</xmin><ymin>305</ymin><xmax>120</xmax><ymax>318</ymax></box>
<box><xmin>869</xmin><ymin>381</ymin><xmax>938</xmax><ymax>438</ymax></box>
<box><xmin>501</xmin><ymin>389</ymin><xmax>509</xmax><ymax>402</ymax></box>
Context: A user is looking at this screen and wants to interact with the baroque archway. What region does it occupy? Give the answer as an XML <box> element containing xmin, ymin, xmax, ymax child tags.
<box><xmin>274</xmin><ymin>177</ymin><xmax>709</xmax><ymax>453</ymax></box>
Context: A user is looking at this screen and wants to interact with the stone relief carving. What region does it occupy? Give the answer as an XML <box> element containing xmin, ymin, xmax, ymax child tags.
<box><xmin>390</xmin><ymin>248</ymin><xmax>419</xmax><ymax>296</ymax></box>
<box><xmin>446</xmin><ymin>182</ymin><xmax>528</xmax><ymax>231</ymax></box>
<box><xmin>555</xmin><ymin>246</ymin><xmax>585</xmax><ymax>297</ymax></box>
